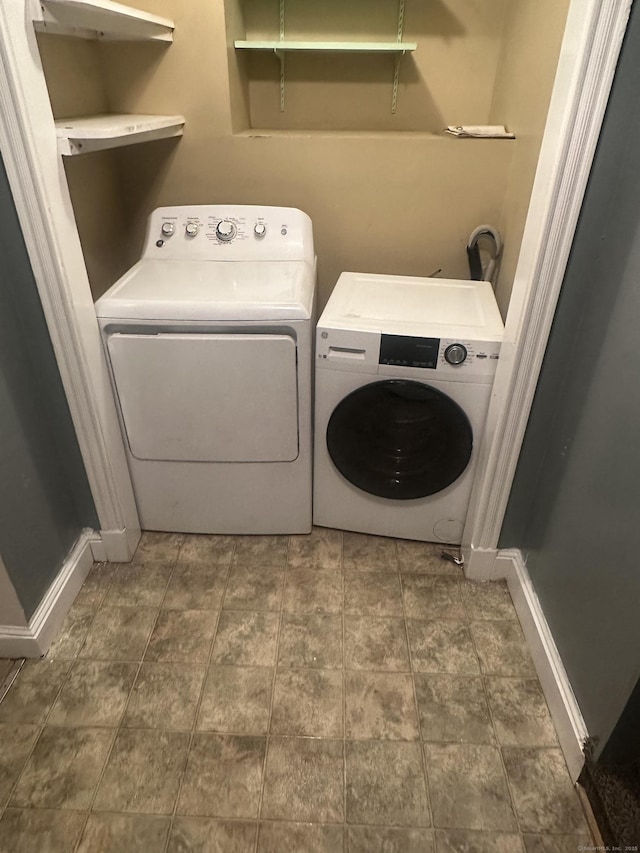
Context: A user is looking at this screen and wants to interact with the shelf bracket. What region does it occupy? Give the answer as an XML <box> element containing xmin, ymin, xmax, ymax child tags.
<box><xmin>274</xmin><ymin>48</ymin><xmax>286</xmax><ymax>112</ymax></box>
<box><xmin>278</xmin><ymin>0</ymin><xmax>286</xmax><ymax>111</ymax></box>
<box><xmin>392</xmin><ymin>0</ymin><xmax>406</xmax><ymax>113</ymax></box>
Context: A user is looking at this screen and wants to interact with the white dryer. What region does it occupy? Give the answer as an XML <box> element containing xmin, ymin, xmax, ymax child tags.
<box><xmin>96</xmin><ymin>205</ymin><xmax>316</xmax><ymax>534</ymax></box>
<box><xmin>313</xmin><ymin>272</ymin><xmax>504</xmax><ymax>543</ymax></box>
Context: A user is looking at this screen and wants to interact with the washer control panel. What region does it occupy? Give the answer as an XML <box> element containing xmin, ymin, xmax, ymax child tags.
<box><xmin>316</xmin><ymin>327</ymin><xmax>501</xmax><ymax>380</ymax></box>
<box><xmin>144</xmin><ymin>205</ymin><xmax>314</xmax><ymax>263</ymax></box>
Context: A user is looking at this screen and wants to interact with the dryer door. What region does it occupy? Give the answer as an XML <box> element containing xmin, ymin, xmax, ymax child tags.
<box><xmin>107</xmin><ymin>332</ymin><xmax>298</xmax><ymax>462</ymax></box>
<box><xmin>326</xmin><ymin>379</ymin><xmax>472</xmax><ymax>500</ymax></box>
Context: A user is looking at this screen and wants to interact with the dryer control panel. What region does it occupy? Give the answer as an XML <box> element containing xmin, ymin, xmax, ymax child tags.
<box><xmin>142</xmin><ymin>205</ymin><xmax>315</xmax><ymax>263</ymax></box>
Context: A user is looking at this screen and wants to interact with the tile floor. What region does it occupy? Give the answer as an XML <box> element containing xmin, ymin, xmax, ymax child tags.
<box><xmin>0</xmin><ymin>529</ymin><xmax>593</xmax><ymax>852</ymax></box>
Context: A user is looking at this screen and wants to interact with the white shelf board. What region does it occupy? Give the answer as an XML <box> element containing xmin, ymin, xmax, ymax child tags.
<box><xmin>55</xmin><ymin>114</ymin><xmax>185</xmax><ymax>156</ymax></box>
<box><xmin>234</xmin><ymin>40</ymin><xmax>417</xmax><ymax>54</ymax></box>
<box><xmin>32</xmin><ymin>0</ymin><xmax>174</xmax><ymax>42</ymax></box>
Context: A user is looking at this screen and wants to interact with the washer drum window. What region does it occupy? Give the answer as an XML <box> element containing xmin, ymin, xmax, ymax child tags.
<box><xmin>326</xmin><ymin>379</ymin><xmax>473</xmax><ymax>500</ymax></box>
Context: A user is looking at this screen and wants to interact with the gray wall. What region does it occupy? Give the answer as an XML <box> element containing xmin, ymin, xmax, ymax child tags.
<box><xmin>0</xmin><ymin>154</ymin><xmax>97</xmax><ymax>621</ymax></box>
<box><xmin>500</xmin><ymin>2</ymin><xmax>640</xmax><ymax>752</ymax></box>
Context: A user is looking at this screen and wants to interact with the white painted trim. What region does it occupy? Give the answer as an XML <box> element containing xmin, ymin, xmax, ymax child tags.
<box><xmin>0</xmin><ymin>530</ymin><xmax>95</xmax><ymax>658</ymax></box>
<box><xmin>500</xmin><ymin>548</ymin><xmax>588</xmax><ymax>781</ymax></box>
<box><xmin>0</xmin><ymin>3</ymin><xmax>140</xmax><ymax>561</ymax></box>
<box><xmin>463</xmin><ymin>0</ymin><xmax>633</xmax><ymax>571</ymax></box>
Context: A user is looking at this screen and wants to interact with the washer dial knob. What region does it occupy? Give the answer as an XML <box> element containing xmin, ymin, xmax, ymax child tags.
<box><xmin>161</xmin><ymin>222</ymin><xmax>175</xmax><ymax>237</ymax></box>
<box><xmin>254</xmin><ymin>222</ymin><xmax>266</xmax><ymax>239</ymax></box>
<box><xmin>444</xmin><ymin>343</ymin><xmax>468</xmax><ymax>365</ymax></box>
<box><xmin>185</xmin><ymin>222</ymin><xmax>199</xmax><ymax>237</ymax></box>
<box><xmin>216</xmin><ymin>220</ymin><xmax>236</xmax><ymax>242</ymax></box>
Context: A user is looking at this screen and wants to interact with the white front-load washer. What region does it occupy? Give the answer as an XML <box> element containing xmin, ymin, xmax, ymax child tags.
<box><xmin>313</xmin><ymin>272</ymin><xmax>504</xmax><ymax>543</ymax></box>
<box><xmin>95</xmin><ymin>205</ymin><xmax>316</xmax><ymax>534</ymax></box>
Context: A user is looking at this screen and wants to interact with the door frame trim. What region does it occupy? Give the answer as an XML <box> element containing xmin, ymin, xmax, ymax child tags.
<box><xmin>0</xmin><ymin>2</ymin><xmax>140</xmax><ymax>561</ymax></box>
<box><xmin>462</xmin><ymin>0</ymin><xmax>633</xmax><ymax>569</ymax></box>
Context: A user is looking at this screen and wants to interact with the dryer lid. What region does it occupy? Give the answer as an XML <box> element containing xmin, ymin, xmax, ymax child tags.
<box><xmin>95</xmin><ymin>259</ymin><xmax>315</xmax><ymax>322</ymax></box>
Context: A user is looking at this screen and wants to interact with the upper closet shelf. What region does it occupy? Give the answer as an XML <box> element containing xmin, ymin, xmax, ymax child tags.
<box><xmin>55</xmin><ymin>114</ymin><xmax>185</xmax><ymax>156</ymax></box>
<box><xmin>31</xmin><ymin>0</ymin><xmax>175</xmax><ymax>42</ymax></box>
<box><xmin>234</xmin><ymin>40</ymin><xmax>417</xmax><ymax>54</ymax></box>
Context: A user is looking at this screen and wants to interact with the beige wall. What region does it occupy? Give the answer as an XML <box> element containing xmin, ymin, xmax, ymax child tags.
<box><xmin>490</xmin><ymin>0</ymin><xmax>572</xmax><ymax>316</ymax></box>
<box><xmin>95</xmin><ymin>0</ymin><xmax>517</xmax><ymax>308</ymax></box>
<box><xmin>36</xmin><ymin>1</ymin><xmax>569</xmax><ymax>311</ymax></box>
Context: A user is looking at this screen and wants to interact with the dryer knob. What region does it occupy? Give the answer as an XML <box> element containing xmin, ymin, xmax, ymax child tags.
<box><xmin>254</xmin><ymin>222</ymin><xmax>266</xmax><ymax>239</ymax></box>
<box><xmin>185</xmin><ymin>222</ymin><xmax>199</xmax><ymax>237</ymax></box>
<box><xmin>444</xmin><ymin>343</ymin><xmax>468</xmax><ymax>365</ymax></box>
<box><xmin>161</xmin><ymin>222</ymin><xmax>175</xmax><ymax>237</ymax></box>
<box><xmin>216</xmin><ymin>220</ymin><xmax>236</xmax><ymax>242</ymax></box>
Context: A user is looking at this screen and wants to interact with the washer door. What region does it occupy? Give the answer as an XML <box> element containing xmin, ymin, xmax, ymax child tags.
<box><xmin>326</xmin><ymin>379</ymin><xmax>473</xmax><ymax>500</ymax></box>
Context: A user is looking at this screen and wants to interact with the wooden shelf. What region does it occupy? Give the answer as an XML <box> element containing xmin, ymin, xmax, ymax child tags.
<box><xmin>32</xmin><ymin>0</ymin><xmax>174</xmax><ymax>42</ymax></box>
<box><xmin>55</xmin><ymin>114</ymin><xmax>185</xmax><ymax>156</ymax></box>
<box><xmin>235</xmin><ymin>40</ymin><xmax>417</xmax><ymax>54</ymax></box>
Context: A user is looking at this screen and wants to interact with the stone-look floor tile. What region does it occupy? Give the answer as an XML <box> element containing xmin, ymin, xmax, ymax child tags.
<box><xmin>344</xmin><ymin>573</ymin><xmax>403</xmax><ymax>617</ymax></box>
<box><xmin>425</xmin><ymin>743</ymin><xmax>517</xmax><ymax>831</ymax></box>
<box><xmin>74</xmin><ymin>563</ymin><xmax>116</xmax><ymax>608</ymax></box>
<box><xmin>177</xmin><ymin>534</ymin><xmax>236</xmax><ymax>567</ymax></box>
<box><xmin>462</xmin><ymin>580</ymin><xmax>518</xmax><ymax>621</ymax></box>
<box><xmin>197</xmin><ymin>666</ymin><xmax>273</xmax><ymax>734</ymax></box>
<box><xmin>262</xmin><ymin>737</ymin><xmax>344</xmax><ymax>823</ymax></box>
<box><xmin>212</xmin><ymin>611</ymin><xmax>279</xmax><ymax>667</ymax></box>
<box><xmin>233</xmin><ymin>535</ymin><xmax>289</xmax><ymax>567</ymax></box>
<box><xmin>485</xmin><ymin>678</ymin><xmax>558</xmax><ymax>747</ymax></box>
<box><xmin>46</xmin><ymin>604</ymin><xmax>95</xmax><ymax>659</ymax></box>
<box><xmin>407</xmin><ymin>620</ymin><xmax>480</xmax><ymax>675</ymax></box>
<box><xmin>11</xmin><ymin>726</ymin><xmax>111</xmax><ymax>810</ymax></box>
<box><xmin>163</xmin><ymin>563</ymin><xmax>228</xmax><ymax>610</ymax></box>
<box><xmin>168</xmin><ymin>817</ymin><xmax>257</xmax><ymax>853</ymax></box>
<box><xmin>178</xmin><ymin>733</ymin><xmax>266</xmax><ymax>819</ymax></box>
<box><xmin>348</xmin><ymin>826</ymin><xmax>435</xmax><ymax>853</ymax></box>
<box><xmin>258</xmin><ymin>821</ymin><xmax>344</xmax><ymax>853</ymax></box>
<box><xmin>346</xmin><ymin>740</ymin><xmax>430</xmax><ymax>826</ymax></box>
<box><xmin>287</xmin><ymin>527</ymin><xmax>343</xmax><ymax>570</ymax></box>
<box><xmin>0</xmin><ymin>660</ymin><xmax>70</xmax><ymax>725</ymax></box>
<box><xmin>283</xmin><ymin>569</ymin><xmax>343</xmax><ymax>614</ymax></box>
<box><xmin>522</xmin><ymin>833</ymin><xmax>593</xmax><ymax>853</ymax></box>
<box><xmin>0</xmin><ymin>808</ymin><xmax>85</xmax><ymax>853</ymax></box>
<box><xmin>94</xmin><ymin>728</ymin><xmax>189</xmax><ymax>815</ymax></box>
<box><xmin>401</xmin><ymin>575</ymin><xmax>465</xmax><ymax>620</ymax></box>
<box><xmin>343</xmin><ymin>532</ymin><xmax>399</xmax><ymax>571</ymax></box>
<box><xmin>278</xmin><ymin>614</ymin><xmax>342</xmax><ymax>668</ymax></box>
<box><xmin>436</xmin><ymin>829</ymin><xmax>525</xmax><ymax>853</ymax></box>
<box><xmin>104</xmin><ymin>563</ymin><xmax>172</xmax><ymax>608</ymax></box>
<box><xmin>0</xmin><ymin>659</ymin><xmax>14</xmax><ymax>682</ymax></box>
<box><xmin>271</xmin><ymin>669</ymin><xmax>343</xmax><ymax>737</ymax></box>
<box><xmin>502</xmin><ymin>747</ymin><xmax>589</xmax><ymax>834</ymax></box>
<box><xmin>344</xmin><ymin>615</ymin><xmax>410</xmax><ymax>671</ymax></box>
<box><xmin>131</xmin><ymin>531</ymin><xmax>183</xmax><ymax>567</ymax></box>
<box><xmin>77</xmin><ymin>813</ymin><xmax>171</xmax><ymax>853</ymax></box>
<box><xmin>48</xmin><ymin>660</ymin><xmax>137</xmax><ymax>727</ymax></box>
<box><xmin>0</xmin><ymin>726</ymin><xmax>39</xmax><ymax>804</ymax></box>
<box><xmin>396</xmin><ymin>540</ymin><xmax>463</xmax><ymax>576</ymax></box>
<box><xmin>124</xmin><ymin>663</ymin><xmax>206</xmax><ymax>730</ymax></box>
<box><xmin>345</xmin><ymin>671</ymin><xmax>419</xmax><ymax>740</ymax></box>
<box><xmin>414</xmin><ymin>674</ymin><xmax>494</xmax><ymax>744</ymax></box>
<box><xmin>470</xmin><ymin>621</ymin><xmax>537</xmax><ymax>677</ymax></box>
<box><xmin>79</xmin><ymin>606</ymin><xmax>157</xmax><ymax>661</ymax></box>
<box><xmin>224</xmin><ymin>565</ymin><xmax>284</xmax><ymax>612</ymax></box>
<box><xmin>145</xmin><ymin>609</ymin><xmax>216</xmax><ymax>664</ymax></box>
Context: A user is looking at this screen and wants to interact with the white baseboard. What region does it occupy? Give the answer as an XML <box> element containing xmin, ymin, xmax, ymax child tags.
<box><xmin>0</xmin><ymin>530</ymin><xmax>96</xmax><ymax>658</ymax></box>
<box><xmin>499</xmin><ymin>547</ymin><xmax>588</xmax><ymax>781</ymax></box>
<box><xmin>90</xmin><ymin>525</ymin><xmax>140</xmax><ymax>563</ymax></box>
